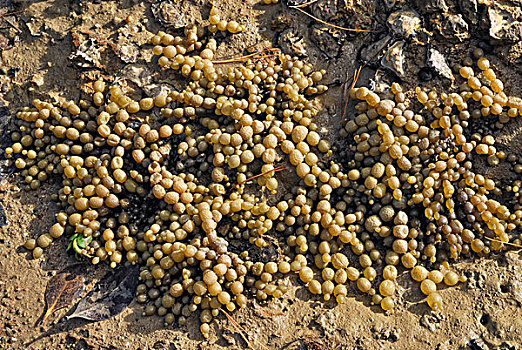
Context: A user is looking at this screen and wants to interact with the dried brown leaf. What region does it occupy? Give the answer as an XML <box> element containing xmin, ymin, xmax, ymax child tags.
<box><xmin>66</xmin><ymin>265</ymin><xmax>139</xmax><ymax>322</ymax></box>
<box><xmin>40</xmin><ymin>271</ymin><xmax>85</xmax><ymax>324</ymax></box>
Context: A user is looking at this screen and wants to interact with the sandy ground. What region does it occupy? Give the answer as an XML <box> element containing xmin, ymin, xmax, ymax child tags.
<box><xmin>1</xmin><ymin>0</ymin><xmax>522</xmax><ymax>349</ymax></box>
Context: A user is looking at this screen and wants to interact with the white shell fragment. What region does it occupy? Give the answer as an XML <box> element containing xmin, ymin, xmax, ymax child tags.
<box><xmin>387</xmin><ymin>10</ymin><xmax>421</xmax><ymax>39</ymax></box>
<box><xmin>488</xmin><ymin>5</ymin><xmax>522</xmax><ymax>41</ymax></box>
<box><xmin>427</xmin><ymin>47</ymin><xmax>454</xmax><ymax>81</ymax></box>
<box><xmin>381</xmin><ymin>41</ymin><xmax>405</xmax><ymax>77</ymax></box>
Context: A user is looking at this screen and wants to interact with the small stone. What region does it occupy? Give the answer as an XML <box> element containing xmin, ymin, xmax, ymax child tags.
<box><xmin>31</xmin><ymin>74</ymin><xmax>45</xmax><ymax>87</ymax></box>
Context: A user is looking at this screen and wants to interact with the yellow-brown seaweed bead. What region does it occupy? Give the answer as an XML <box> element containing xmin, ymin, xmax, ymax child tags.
<box><xmin>377</xmin><ymin>100</ymin><xmax>394</xmax><ymax>116</ymax></box>
<box><xmin>357</xmin><ymin>277</ymin><xmax>372</xmax><ymax>293</ymax></box>
<box><xmin>490</xmin><ymin>79</ymin><xmax>504</xmax><ymax>93</ymax></box>
<box><xmin>468</xmin><ymin>77</ymin><xmax>481</xmax><ymax>90</ymax></box>
<box><xmin>33</xmin><ymin>247</ymin><xmax>44</xmax><ymax>259</ymax></box>
<box><xmin>481</xmin><ymin>95</ymin><xmax>493</xmax><ymax>107</ymax></box>
<box><xmin>427</xmin><ymin>292</ymin><xmax>443</xmax><ymax>311</ymax></box>
<box><xmin>299</xmin><ymin>267</ymin><xmax>314</xmax><ymax>283</ymax></box>
<box><xmin>401</xmin><ymin>253</ymin><xmax>417</xmax><ymax>269</ymax></box>
<box><xmin>93</xmin><ymin>80</ymin><xmax>106</xmax><ymax>92</ymax></box>
<box><xmin>459</xmin><ymin>66</ymin><xmax>473</xmax><ymax>78</ymax></box>
<box><xmin>346</xmin><ymin>267</ymin><xmax>360</xmax><ymax>281</ymax></box>
<box><xmin>366</xmin><ymin>92</ymin><xmax>380</xmax><ymax>106</ymax></box>
<box><xmin>420</xmin><ymin>279</ymin><xmax>437</xmax><ymax>295</ymax></box>
<box><xmin>443</xmin><ymin>271</ymin><xmax>459</xmax><ymax>286</ymax></box>
<box><xmin>381</xmin><ymin>297</ymin><xmax>394</xmax><ymax>311</ymax></box>
<box><xmin>411</xmin><ymin>266</ymin><xmax>428</xmax><ymax>282</ymax></box>
<box><xmin>383</xmin><ymin>265</ymin><xmax>397</xmax><ymax>280</ymax></box>
<box><xmin>308</xmin><ymin>280</ymin><xmax>321</xmax><ymax>294</ymax></box>
<box><xmin>416</xmin><ymin>88</ymin><xmax>428</xmax><ymax>104</ymax></box>
<box><xmin>484</xmin><ymin>68</ymin><xmax>496</xmax><ymax>81</ymax></box>
<box><xmin>226</xmin><ymin>20</ymin><xmax>242</xmax><ymax>33</ymax></box>
<box><xmin>24</xmin><ymin>239</ymin><xmax>36</xmax><ymax>250</ymax></box>
<box><xmin>379</xmin><ymin>280</ymin><xmax>395</xmax><ymax>297</ymax></box>
<box><xmin>428</xmin><ymin>270</ymin><xmax>444</xmax><ymax>284</ymax></box>
<box><xmin>49</xmin><ymin>223</ymin><xmax>64</xmax><ymax>238</ymax></box>
<box><xmin>37</xmin><ymin>234</ymin><xmax>53</xmax><ymax>248</ymax></box>
<box><xmin>477</xmin><ymin>57</ymin><xmax>489</xmax><ymax>70</ymax></box>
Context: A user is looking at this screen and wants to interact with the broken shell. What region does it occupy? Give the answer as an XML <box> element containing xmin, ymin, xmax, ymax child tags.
<box><xmin>440</xmin><ymin>14</ymin><xmax>469</xmax><ymax>42</ymax></box>
<box><xmin>387</xmin><ymin>10</ymin><xmax>421</xmax><ymax>39</ymax></box>
<box><xmin>309</xmin><ymin>25</ymin><xmax>345</xmax><ymax>59</ymax></box>
<box><xmin>69</xmin><ymin>39</ymin><xmax>104</xmax><ymax>68</ymax></box>
<box><xmin>278</xmin><ymin>28</ymin><xmax>307</xmax><ymax>58</ymax></box>
<box><xmin>488</xmin><ymin>5</ymin><xmax>522</xmax><ymax>41</ymax></box>
<box><xmin>151</xmin><ymin>0</ymin><xmax>188</xmax><ymax>28</ymax></box>
<box><xmin>360</xmin><ymin>36</ymin><xmax>390</xmax><ymax>64</ymax></box>
<box><xmin>381</xmin><ymin>41</ymin><xmax>405</xmax><ymax>77</ymax></box>
<box><xmin>118</xmin><ymin>44</ymin><xmax>139</xmax><ymax>64</ymax></box>
<box><xmin>427</xmin><ymin>47</ymin><xmax>454</xmax><ymax>81</ymax></box>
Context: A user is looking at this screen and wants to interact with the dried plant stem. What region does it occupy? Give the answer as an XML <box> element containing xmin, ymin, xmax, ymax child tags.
<box><xmin>351</xmin><ymin>66</ymin><xmax>362</xmax><ymax>90</ymax></box>
<box><xmin>0</xmin><ymin>10</ymin><xmax>24</xmax><ymax>18</ymax></box>
<box><xmin>213</xmin><ymin>49</ymin><xmax>280</xmax><ymax>64</ymax></box>
<box><xmin>230</xmin><ymin>165</ymin><xmax>286</xmax><ymax>191</ymax></box>
<box><xmin>219</xmin><ymin>308</ymin><xmax>269</xmax><ymax>350</ymax></box>
<box><xmin>341</xmin><ymin>67</ymin><xmax>361</xmax><ymax>120</ymax></box>
<box><xmin>484</xmin><ymin>236</ymin><xmax>522</xmax><ymax>249</ymax></box>
<box><xmin>341</xmin><ymin>37</ymin><xmax>391</xmax><ymax>120</ymax></box>
<box><xmin>290</xmin><ymin>6</ymin><xmax>373</xmax><ymax>32</ymax></box>
<box><xmin>359</xmin><ymin>37</ymin><xmax>392</xmax><ymax>73</ymax></box>
<box><xmin>290</xmin><ymin>0</ymin><xmax>319</xmax><ymax>8</ymax></box>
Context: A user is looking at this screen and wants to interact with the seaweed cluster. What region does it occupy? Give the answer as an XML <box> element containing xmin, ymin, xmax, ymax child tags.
<box><xmin>337</xmin><ymin>48</ymin><xmax>522</xmax><ymax>311</ymax></box>
<box><xmin>5</xmin><ymin>7</ymin><xmax>522</xmax><ymax>338</ymax></box>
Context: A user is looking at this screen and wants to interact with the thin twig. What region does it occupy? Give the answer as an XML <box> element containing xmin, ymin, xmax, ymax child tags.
<box><xmin>251</xmin><ymin>53</ymin><xmax>280</xmax><ymax>61</ymax></box>
<box><xmin>230</xmin><ymin>165</ymin><xmax>286</xmax><ymax>191</ymax></box>
<box><xmin>341</xmin><ymin>37</ymin><xmax>391</xmax><ymax>120</ymax></box>
<box><xmin>341</xmin><ymin>67</ymin><xmax>360</xmax><ymax>121</ymax></box>
<box><xmin>212</xmin><ymin>51</ymin><xmax>261</xmax><ymax>64</ymax></box>
<box><xmin>219</xmin><ymin>308</ymin><xmax>270</xmax><ymax>350</ymax></box>
<box><xmin>360</xmin><ymin>37</ymin><xmax>392</xmax><ymax>72</ymax></box>
<box><xmin>290</xmin><ymin>6</ymin><xmax>373</xmax><ymax>32</ymax></box>
<box><xmin>351</xmin><ymin>66</ymin><xmax>362</xmax><ymax>90</ymax></box>
<box><xmin>213</xmin><ymin>49</ymin><xmax>280</xmax><ymax>64</ymax></box>
<box><xmin>0</xmin><ymin>10</ymin><xmax>24</xmax><ymax>18</ymax></box>
<box><xmin>289</xmin><ymin>0</ymin><xmax>319</xmax><ymax>8</ymax></box>
<box><xmin>484</xmin><ymin>236</ymin><xmax>522</xmax><ymax>249</ymax></box>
